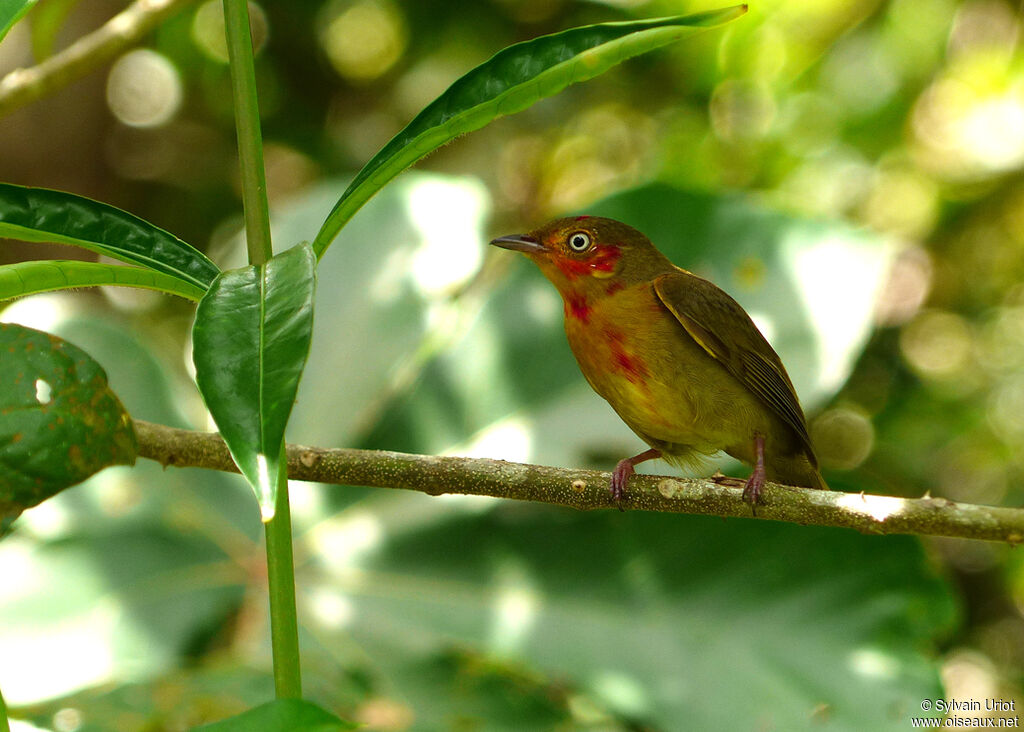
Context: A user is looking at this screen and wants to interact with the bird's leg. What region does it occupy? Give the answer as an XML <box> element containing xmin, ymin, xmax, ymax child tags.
<box><xmin>742</xmin><ymin>434</ymin><xmax>766</xmax><ymax>509</ymax></box>
<box><xmin>611</xmin><ymin>448</ymin><xmax>662</xmax><ymax>509</ymax></box>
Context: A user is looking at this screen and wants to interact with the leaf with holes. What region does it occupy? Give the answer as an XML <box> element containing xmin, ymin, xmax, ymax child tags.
<box><xmin>192</xmin><ymin>242</ymin><xmax>316</xmax><ymax>521</ymax></box>
<box><xmin>0</xmin><ymin>323</ymin><xmax>136</xmax><ymax>521</ymax></box>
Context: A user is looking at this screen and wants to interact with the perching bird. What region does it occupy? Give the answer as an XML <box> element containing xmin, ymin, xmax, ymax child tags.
<box><xmin>490</xmin><ymin>216</ymin><xmax>826</xmax><ymax>506</ymax></box>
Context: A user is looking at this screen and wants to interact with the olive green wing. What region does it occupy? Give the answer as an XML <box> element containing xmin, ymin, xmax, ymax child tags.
<box><xmin>653</xmin><ymin>271</ymin><xmax>816</xmax><ymax>463</ymax></box>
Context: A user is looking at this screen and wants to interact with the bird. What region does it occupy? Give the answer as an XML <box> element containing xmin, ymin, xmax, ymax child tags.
<box><xmin>489</xmin><ymin>215</ymin><xmax>826</xmax><ymax>507</ymax></box>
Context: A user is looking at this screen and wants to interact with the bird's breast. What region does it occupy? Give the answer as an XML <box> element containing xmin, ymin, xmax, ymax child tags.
<box><xmin>562</xmin><ymin>283</ymin><xmax>691</xmax><ymax>433</ymax></box>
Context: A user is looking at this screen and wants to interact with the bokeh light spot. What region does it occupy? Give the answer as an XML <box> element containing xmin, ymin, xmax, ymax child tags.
<box><xmin>320</xmin><ymin>0</ymin><xmax>407</xmax><ymax>82</ymax></box>
<box><xmin>105</xmin><ymin>49</ymin><xmax>182</xmax><ymax>128</ymax></box>
<box><xmin>191</xmin><ymin>0</ymin><xmax>269</xmax><ymax>63</ymax></box>
<box><xmin>900</xmin><ymin>310</ymin><xmax>973</xmax><ymax>379</ymax></box>
<box><xmin>811</xmin><ymin>407</ymin><xmax>875</xmax><ymax>470</ymax></box>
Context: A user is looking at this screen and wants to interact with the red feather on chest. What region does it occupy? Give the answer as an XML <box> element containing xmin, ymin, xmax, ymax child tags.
<box><xmin>563</xmin><ymin>288</ymin><xmax>652</xmax><ymax>387</ymax></box>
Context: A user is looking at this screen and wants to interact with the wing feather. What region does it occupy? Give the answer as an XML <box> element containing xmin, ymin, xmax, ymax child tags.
<box><xmin>653</xmin><ymin>271</ymin><xmax>816</xmax><ymax>463</ymax></box>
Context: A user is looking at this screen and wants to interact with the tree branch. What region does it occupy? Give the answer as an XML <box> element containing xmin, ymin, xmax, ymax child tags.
<box><xmin>0</xmin><ymin>0</ymin><xmax>198</xmax><ymax>119</ymax></box>
<box><xmin>133</xmin><ymin>419</ymin><xmax>1024</xmax><ymax>544</ymax></box>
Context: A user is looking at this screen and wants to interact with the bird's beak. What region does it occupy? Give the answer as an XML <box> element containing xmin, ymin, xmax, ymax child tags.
<box><xmin>489</xmin><ymin>234</ymin><xmax>546</xmax><ymax>254</ymax></box>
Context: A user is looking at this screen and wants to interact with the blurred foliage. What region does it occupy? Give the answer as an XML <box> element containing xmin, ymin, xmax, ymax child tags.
<box><xmin>3</xmin><ymin>0</ymin><xmax>1024</xmax><ymax>728</ymax></box>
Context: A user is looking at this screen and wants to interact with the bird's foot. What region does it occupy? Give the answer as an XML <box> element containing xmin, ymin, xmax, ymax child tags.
<box><xmin>741</xmin><ymin>468</ymin><xmax>765</xmax><ymax>507</ymax></box>
<box><xmin>742</xmin><ymin>434</ymin><xmax>767</xmax><ymax>514</ymax></box>
<box><xmin>610</xmin><ymin>459</ymin><xmax>634</xmax><ymax>511</ymax></box>
<box><xmin>609</xmin><ymin>448</ymin><xmax>662</xmax><ymax>511</ymax></box>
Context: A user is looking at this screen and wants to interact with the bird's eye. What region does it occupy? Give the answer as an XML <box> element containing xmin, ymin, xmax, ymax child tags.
<box><xmin>567</xmin><ymin>231</ymin><xmax>592</xmax><ymax>252</ymax></box>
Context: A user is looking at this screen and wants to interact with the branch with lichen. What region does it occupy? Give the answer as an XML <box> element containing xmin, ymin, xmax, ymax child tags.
<box><xmin>0</xmin><ymin>0</ymin><xmax>198</xmax><ymax>119</ymax></box>
<box><xmin>133</xmin><ymin>419</ymin><xmax>1024</xmax><ymax>544</ymax></box>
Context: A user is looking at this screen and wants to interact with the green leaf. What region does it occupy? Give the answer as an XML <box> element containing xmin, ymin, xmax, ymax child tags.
<box><xmin>0</xmin><ymin>0</ymin><xmax>35</xmax><ymax>43</ymax></box>
<box><xmin>194</xmin><ymin>699</ymin><xmax>356</xmax><ymax>732</ymax></box>
<box><xmin>0</xmin><ymin>183</ymin><xmax>219</xmax><ymax>291</ymax></box>
<box><xmin>28</xmin><ymin>0</ymin><xmax>80</xmax><ymax>60</ymax></box>
<box><xmin>0</xmin><ymin>323</ymin><xmax>136</xmax><ymax>521</ymax></box>
<box><xmin>1</xmin><ymin>684</ymin><xmax>8</xmax><ymax>732</ymax></box>
<box><xmin>192</xmin><ymin>242</ymin><xmax>316</xmax><ymax>521</ymax></box>
<box><xmin>7</xmin><ymin>661</ymin><xmax>363</xmax><ymax>730</ymax></box>
<box><xmin>312</xmin><ymin>5</ymin><xmax>747</xmax><ymax>258</ymax></box>
<box><xmin>337</xmin><ymin>510</ymin><xmax>954</xmax><ymax>730</ymax></box>
<box><xmin>0</xmin><ymin>311</ymin><xmax>256</xmax><ymax>702</ymax></box>
<box><xmin>0</xmin><ymin>259</ymin><xmax>207</xmax><ymax>302</ymax></box>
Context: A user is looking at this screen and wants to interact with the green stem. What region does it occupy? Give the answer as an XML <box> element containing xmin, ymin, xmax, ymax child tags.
<box><xmin>264</xmin><ymin>457</ymin><xmax>302</xmax><ymax>698</ymax></box>
<box><xmin>222</xmin><ymin>0</ymin><xmax>273</xmax><ymax>266</ymax></box>
<box><xmin>1</xmin><ymin>683</ymin><xmax>10</xmax><ymax>732</ymax></box>
<box><xmin>222</xmin><ymin>0</ymin><xmax>301</xmax><ymax>698</ymax></box>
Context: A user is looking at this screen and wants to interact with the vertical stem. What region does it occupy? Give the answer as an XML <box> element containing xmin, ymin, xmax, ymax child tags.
<box><xmin>222</xmin><ymin>0</ymin><xmax>273</xmax><ymax>267</ymax></box>
<box><xmin>1</xmin><ymin>683</ymin><xmax>10</xmax><ymax>732</ymax></box>
<box><xmin>222</xmin><ymin>0</ymin><xmax>301</xmax><ymax>698</ymax></box>
<box><xmin>264</xmin><ymin>460</ymin><xmax>302</xmax><ymax>698</ymax></box>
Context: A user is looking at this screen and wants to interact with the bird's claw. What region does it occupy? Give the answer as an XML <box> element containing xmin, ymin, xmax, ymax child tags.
<box><xmin>742</xmin><ymin>433</ymin><xmax>767</xmax><ymax>515</ymax></box>
<box><xmin>741</xmin><ymin>469</ymin><xmax>766</xmax><ymax>515</ymax></box>
<box><xmin>610</xmin><ymin>459</ymin><xmax>633</xmax><ymax>511</ymax></box>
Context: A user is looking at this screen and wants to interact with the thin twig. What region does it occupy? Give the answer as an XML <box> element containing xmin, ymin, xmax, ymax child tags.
<box><xmin>0</xmin><ymin>0</ymin><xmax>198</xmax><ymax>119</ymax></box>
<box><xmin>133</xmin><ymin>419</ymin><xmax>1024</xmax><ymax>544</ymax></box>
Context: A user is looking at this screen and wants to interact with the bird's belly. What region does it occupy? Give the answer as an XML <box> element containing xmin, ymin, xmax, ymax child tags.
<box><xmin>566</xmin><ymin>309</ymin><xmax>742</xmax><ymax>453</ymax></box>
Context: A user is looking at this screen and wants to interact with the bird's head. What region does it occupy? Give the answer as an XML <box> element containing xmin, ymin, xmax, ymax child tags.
<box><xmin>489</xmin><ymin>216</ymin><xmax>672</xmax><ymax>298</ymax></box>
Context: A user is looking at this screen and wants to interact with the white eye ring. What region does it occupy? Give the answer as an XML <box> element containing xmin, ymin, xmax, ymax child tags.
<box><xmin>567</xmin><ymin>231</ymin><xmax>591</xmax><ymax>252</ymax></box>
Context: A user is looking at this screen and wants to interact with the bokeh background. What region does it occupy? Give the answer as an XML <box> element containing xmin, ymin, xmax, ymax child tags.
<box><xmin>2</xmin><ymin>0</ymin><xmax>1023</xmax><ymax>728</ymax></box>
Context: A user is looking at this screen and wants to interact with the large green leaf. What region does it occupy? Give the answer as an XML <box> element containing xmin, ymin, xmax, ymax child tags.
<box><xmin>0</xmin><ymin>259</ymin><xmax>206</xmax><ymax>302</ymax></box>
<box><xmin>0</xmin><ymin>306</ymin><xmax>256</xmax><ymax>705</ymax></box>
<box><xmin>0</xmin><ymin>0</ymin><xmax>35</xmax><ymax>43</ymax></box>
<box><xmin>8</xmin><ymin>660</ymin><xmax>362</xmax><ymax>730</ymax></box>
<box><xmin>0</xmin><ymin>183</ymin><xmax>219</xmax><ymax>291</ymax></box>
<box><xmin>312</xmin><ymin>5</ymin><xmax>747</xmax><ymax>257</ymax></box>
<box><xmin>0</xmin><ymin>323</ymin><xmax>135</xmax><ymax>522</ymax></box>
<box><xmin>321</xmin><ymin>508</ymin><xmax>953</xmax><ymax>730</ymax></box>
<box><xmin>192</xmin><ymin>242</ymin><xmax>316</xmax><ymax>520</ymax></box>
<box><xmin>195</xmin><ymin>699</ymin><xmax>356</xmax><ymax>732</ymax></box>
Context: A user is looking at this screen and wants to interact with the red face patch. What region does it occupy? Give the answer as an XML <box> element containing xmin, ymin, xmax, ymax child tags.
<box><xmin>554</xmin><ymin>244</ymin><xmax>622</xmax><ymax>280</ymax></box>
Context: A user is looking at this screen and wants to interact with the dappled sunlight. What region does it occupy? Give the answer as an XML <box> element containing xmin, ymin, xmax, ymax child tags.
<box><xmin>848</xmin><ymin>647</ymin><xmax>900</xmax><ymax>680</ymax></box>
<box><xmin>308</xmin><ymin>511</ymin><xmax>385</xmax><ymax>573</ymax></box>
<box><xmin>0</xmin><ymin>599</ymin><xmax>121</xmax><ymax>704</ymax></box>
<box><xmin>835</xmin><ymin>492</ymin><xmax>909</xmax><ymax>523</ymax></box>
<box><xmin>446</xmin><ymin>415</ymin><xmax>534</xmax><ymax>464</ymax></box>
<box><xmin>406</xmin><ymin>177</ymin><xmax>489</xmax><ymax>298</ymax></box>
<box><xmin>590</xmin><ymin>671</ymin><xmax>650</xmax><ymax>718</ymax></box>
<box><xmin>747</xmin><ymin>311</ymin><xmax>775</xmax><ymax>345</ymax></box>
<box><xmin>0</xmin><ymin>293</ymin><xmax>75</xmax><ymax>332</ymax></box>
<box><xmin>785</xmin><ymin>232</ymin><xmax>893</xmax><ymax>400</ymax></box>
<box><xmin>489</xmin><ymin>562</ymin><xmax>541</xmax><ymax>655</ymax></box>
<box><xmin>308</xmin><ymin>586</ymin><xmax>355</xmax><ymax>629</ymax></box>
